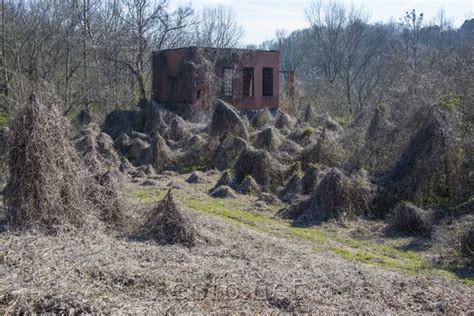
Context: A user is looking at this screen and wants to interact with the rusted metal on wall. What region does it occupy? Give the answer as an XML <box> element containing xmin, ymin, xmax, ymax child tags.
<box><xmin>152</xmin><ymin>47</ymin><xmax>280</xmax><ymax>111</ymax></box>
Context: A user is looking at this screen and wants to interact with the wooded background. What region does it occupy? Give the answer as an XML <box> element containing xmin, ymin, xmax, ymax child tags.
<box><xmin>0</xmin><ymin>0</ymin><xmax>472</xmax><ymax>124</ymax></box>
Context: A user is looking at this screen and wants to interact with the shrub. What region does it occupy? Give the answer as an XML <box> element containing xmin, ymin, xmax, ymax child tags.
<box><xmin>5</xmin><ymin>93</ymin><xmax>126</xmax><ymax>233</ymax></box>
<box><xmin>373</xmin><ymin>111</ymin><xmax>465</xmax><ymax>213</ymax></box>
<box><xmin>299</xmin><ymin>136</ymin><xmax>344</xmax><ymax>169</ymax></box>
<box><xmin>287</xmin><ymin>168</ymin><xmax>375</xmax><ymax>224</ymax></box>
<box><xmin>210</xmin><ymin>185</ymin><xmax>237</xmax><ymax>199</ymax></box>
<box><xmin>287</xmin><ymin>161</ymin><xmax>302</xmax><ymax>177</ymax></box>
<box><xmin>5</xmin><ymin>94</ymin><xmax>91</xmax><ymax>233</ymax></box>
<box><xmin>389</xmin><ymin>202</ymin><xmax>432</xmax><ymax>235</ymax></box>
<box><xmin>460</xmin><ymin>228</ymin><xmax>474</xmax><ymax>259</ymax></box>
<box><xmin>239</xmin><ymin>175</ymin><xmax>260</xmax><ymax>195</ymax></box>
<box><xmin>210</xmin><ymin>169</ymin><xmax>234</xmax><ymax>192</ymax></box>
<box><xmin>142</xmin><ymin>189</ymin><xmax>197</xmax><ymax>247</ymax></box>
<box><xmin>233</xmin><ymin>147</ymin><xmax>285</xmax><ymax>192</ymax></box>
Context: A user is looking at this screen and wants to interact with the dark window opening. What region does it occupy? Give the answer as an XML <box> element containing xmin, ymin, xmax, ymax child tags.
<box><xmin>262</xmin><ymin>67</ymin><xmax>273</xmax><ymax>97</ymax></box>
<box><xmin>242</xmin><ymin>67</ymin><xmax>254</xmax><ymax>97</ymax></box>
<box><xmin>223</xmin><ymin>68</ymin><xmax>233</xmax><ymax>96</ymax></box>
<box><xmin>196</xmin><ymin>89</ymin><xmax>202</xmax><ymax>99</ymax></box>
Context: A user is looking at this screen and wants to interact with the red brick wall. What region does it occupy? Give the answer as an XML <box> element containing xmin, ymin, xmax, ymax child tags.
<box><xmin>152</xmin><ymin>48</ymin><xmax>194</xmax><ymax>104</ymax></box>
<box><xmin>152</xmin><ymin>47</ymin><xmax>280</xmax><ymax>111</ymax></box>
<box><xmin>234</xmin><ymin>51</ymin><xmax>279</xmax><ymax>110</ymax></box>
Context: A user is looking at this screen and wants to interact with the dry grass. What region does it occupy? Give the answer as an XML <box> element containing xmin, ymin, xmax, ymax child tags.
<box><xmin>87</xmin><ymin>170</ymin><xmax>127</xmax><ymax>228</ymax></box>
<box><xmin>290</xmin><ymin>168</ymin><xmax>375</xmax><ymax>224</ymax></box>
<box><xmin>1</xmin><ymin>171</ymin><xmax>473</xmax><ymax>313</ymax></box>
<box><xmin>4</xmin><ymin>93</ymin><xmax>94</xmax><ymax>234</ymax></box>
<box><xmin>233</xmin><ymin>147</ymin><xmax>285</xmax><ymax>192</ymax></box>
<box><xmin>374</xmin><ymin>110</ymin><xmax>465</xmax><ymax>212</ymax></box>
<box><xmin>430</xmin><ymin>206</ymin><xmax>474</xmax><ymax>267</ymax></box>
<box><xmin>389</xmin><ymin>202</ymin><xmax>433</xmax><ymax>235</ymax></box>
<box><xmin>141</xmin><ymin>189</ymin><xmax>197</xmax><ymax>247</ymax></box>
<box><xmin>1</xmin><ymin>210</ymin><xmax>472</xmax><ymax>313</ymax></box>
<box><xmin>1</xmin><ymin>94</ymin><xmax>473</xmax><ymax>313</ymax></box>
<box><xmin>461</xmin><ymin>228</ymin><xmax>474</xmax><ymax>259</ymax></box>
<box><xmin>4</xmin><ymin>92</ymin><xmax>126</xmax><ymax>234</ymax></box>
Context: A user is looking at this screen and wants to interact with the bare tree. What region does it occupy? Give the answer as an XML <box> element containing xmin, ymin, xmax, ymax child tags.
<box><xmin>1</xmin><ymin>0</ymin><xmax>196</xmax><ymax>114</ymax></box>
<box><xmin>275</xmin><ymin>29</ymin><xmax>307</xmax><ymax>73</ymax></box>
<box><xmin>110</xmin><ymin>0</ymin><xmax>193</xmax><ymax>106</ymax></box>
<box><xmin>401</xmin><ymin>9</ymin><xmax>424</xmax><ymax>72</ymax></box>
<box><xmin>433</xmin><ymin>8</ymin><xmax>453</xmax><ymax>32</ymax></box>
<box><xmin>0</xmin><ymin>0</ymin><xmax>470</xmax><ymax>126</ymax></box>
<box><xmin>195</xmin><ymin>5</ymin><xmax>243</xmax><ymax>48</ymax></box>
<box><xmin>306</xmin><ymin>0</ymin><xmax>346</xmax><ymax>83</ymax></box>
<box><xmin>1</xmin><ymin>0</ymin><xmax>8</xmax><ymax>101</ymax></box>
<box><xmin>306</xmin><ymin>0</ymin><xmax>391</xmax><ymax>114</ymax></box>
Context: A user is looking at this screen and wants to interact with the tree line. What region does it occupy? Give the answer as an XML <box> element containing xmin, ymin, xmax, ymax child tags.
<box><xmin>0</xmin><ymin>0</ymin><xmax>472</xmax><ymax>125</ymax></box>
<box><xmin>266</xmin><ymin>2</ymin><xmax>472</xmax><ymax>123</ymax></box>
<box><xmin>0</xmin><ymin>0</ymin><xmax>243</xmax><ymax>118</ymax></box>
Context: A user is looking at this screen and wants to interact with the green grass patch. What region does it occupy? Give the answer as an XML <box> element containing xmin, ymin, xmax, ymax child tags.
<box><xmin>182</xmin><ymin>195</ymin><xmax>432</xmax><ymax>273</ymax></box>
<box><xmin>287</xmin><ymin>161</ymin><xmax>302</xmax><ymax>177</ymax></box>
<box><xmin>131</xmin><ymin>189</ymin><xmax>164</xmax><ymax>204</ymax></box>
<box><xmin>184</xmin><ymin>198</ymin><xmax>281</xmax><ymax>234</ymax></box>
<box><xmin>438</xmin><ymin>92</ymin><xmax>461</xmax><ymax>112</ymax></box>
<box><xmin>333</xmin><ymin>115</ymin><xmax>351</xmax><ymax>127</ymax></box>
<box><xmin>0</xmin><ymin>111</ymin><xmax>8</xmax><ymax>127</ymax></box>
<box><xmin>130</xmin><ymin>188</ymin><xmax>473</xmax><ymax>284</ymax></box>
<box><xmin>332</xmin><ymin>243</ymin><xmax>426</xmax><ymax>273</ymax></box>
<box><xmin>301</xmin><ymin>127</ymin><xmax>314</xmax><ymax>138</ymax></box>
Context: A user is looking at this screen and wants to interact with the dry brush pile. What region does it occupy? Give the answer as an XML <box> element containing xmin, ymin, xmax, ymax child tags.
<box><xmin>372</xmin><ymin>110</ymin><xmax>466</xmax><ymax>214</ymax></box>
<box><xmin>389</xmin><ymin>202</ymin><xmax>433</xmax><ymax>235</ymax></box>
<box><xmin>5</xmin><ymin>94</ymin><xmax>94</xmax><ymax>233</ymax></box>
<box><xmin>281</xmin><ymin>168</ymin><xmax>375</xmax><ymax>224</ymax></box>
<box><xmin>66</xmin><ymin>96</ymin><xmax>472</xmax><ymax>263</ymax></box>
<box><xmin>141</xmin><ymin>189</ymin><xmax>197</xmax><ymax>247</ymax></box>
<box><xmin>2</xmin><ymin>91</ymin><xmax>202</xmax><ymax>246</ymax></box>
<box><xmin>1</xmin><ymin>88</ymin><xmax>473</xmax><ymax>313</ymax></box>
<box><xmin>3</xmin><ymin>93</ymin><xmax>126</xmax><ymax>233</ymax></box>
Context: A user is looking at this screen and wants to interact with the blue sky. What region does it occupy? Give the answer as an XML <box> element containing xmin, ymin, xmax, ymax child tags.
<box><xmin>172</xmin><ymin>0</ymin><xmax>473</xmax><ymax>45</ymax></box>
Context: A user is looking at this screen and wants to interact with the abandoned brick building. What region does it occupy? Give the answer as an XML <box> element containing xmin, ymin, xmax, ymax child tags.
<box><xmin>152</xmin><ymin>47</ymin><xmax>282</xmax><ymax>111</ymax></box>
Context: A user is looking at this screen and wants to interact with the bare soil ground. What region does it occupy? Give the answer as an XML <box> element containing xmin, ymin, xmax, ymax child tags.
<box><xmin>0</xmin><ymin>172</ymin><xmax>473</xmax><ymax>313</ymax></box>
